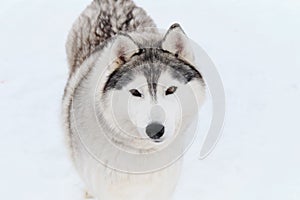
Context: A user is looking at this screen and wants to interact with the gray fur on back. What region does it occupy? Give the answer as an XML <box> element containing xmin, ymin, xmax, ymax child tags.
<box><xmin>66</xmin><ymin>0</ymin><xmax>156</xmax><ymax>74</ymax></box>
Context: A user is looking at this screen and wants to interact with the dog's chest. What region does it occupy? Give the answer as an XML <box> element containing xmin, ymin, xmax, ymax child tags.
<box><xmin>83</xmin><ymin>158</ymin><xmax>182</xmax><ymax>200</ymax></box>
<box><xmin>104</xmin><ymin>167</ymin><xmax>181</xmax><ymax>200</ymax></box>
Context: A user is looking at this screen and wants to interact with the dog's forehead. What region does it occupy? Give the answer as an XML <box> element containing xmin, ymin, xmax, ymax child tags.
<box><xmin>126</xmin><ymin>74</ymin><xmax>147</xmax><ymax>87</ymax></box>
<box><xmin>126</xmin><ymin>67</ymin><xmax>179</xmax><ymax>85</ymax></box>
<box><xmin>155</xmin><ymin>71</ymin><xmax>181</xmax><ymax>86</ymax></box>
<box><xmin>103</xmin><ymin>50</ymin><xmax>202</xmax><ymax>94</ymax></box>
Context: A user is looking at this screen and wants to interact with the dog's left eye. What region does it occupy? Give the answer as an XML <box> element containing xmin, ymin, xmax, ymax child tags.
<box><xmin>129</xmin><ymin>89</ymin><xmax>142</xmax><ymax>97</ymax></box>
<box><xmin>165</xmin><ymin>86</ymin><xmax>177</xmax><ymax>95</ymax></box>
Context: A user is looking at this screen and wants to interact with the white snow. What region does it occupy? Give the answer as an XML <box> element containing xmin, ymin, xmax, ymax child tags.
<box><xmin>0</xmin><ymin>0</ymin><xmax>300</xmax><ymax>199</ymax></box>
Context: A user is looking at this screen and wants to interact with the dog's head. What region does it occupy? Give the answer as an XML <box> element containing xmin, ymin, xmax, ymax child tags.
<box><xmin>98</xmin><ymin>24</ymin><xmax>205</xmax><ymax>152</ymax></box>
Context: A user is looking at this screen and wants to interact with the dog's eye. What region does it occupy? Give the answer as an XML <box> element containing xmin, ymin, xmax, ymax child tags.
<box><xmin>165</xmin><ymin>86</ymin><xmax>177</xmax><ymax>95</ymax></box>
<box><xmin>129</xmin><ymin>89</ymin><xmax>142</xmax><ymax>97</ymax></box>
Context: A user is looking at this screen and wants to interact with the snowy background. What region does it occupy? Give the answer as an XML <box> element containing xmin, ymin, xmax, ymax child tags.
<box><xmin>1</xmin><ymin>0</ymin><xmax>300</xmax><ymax>199</ymax></box>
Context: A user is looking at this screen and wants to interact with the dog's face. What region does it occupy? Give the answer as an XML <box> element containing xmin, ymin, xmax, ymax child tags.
<box><xmin>99</xmin><ymin>24</ymin><xmax>205</xmax><ymax>151</ymax></box>
<box><xmin>123</xmin><ymin>68</ymin><xmax>190</xmax><ymax>143</ymax></box>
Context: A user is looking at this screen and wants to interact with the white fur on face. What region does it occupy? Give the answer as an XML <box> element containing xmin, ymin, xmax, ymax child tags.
<box><xmin>104</xmin><ymin>70</ymin><xmax>204</xmax><ymax>149</ymax></box>
<box><xmin>124</xmin><ymin>72</ymin><xmax>183</xmax><ymax>144</ymax></box>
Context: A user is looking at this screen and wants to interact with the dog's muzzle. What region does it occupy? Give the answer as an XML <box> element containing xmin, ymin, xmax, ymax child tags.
<box><xmin>146</xmin><ymin>122</ymin><xmax>165</xmax><ymax>141</ymax></box>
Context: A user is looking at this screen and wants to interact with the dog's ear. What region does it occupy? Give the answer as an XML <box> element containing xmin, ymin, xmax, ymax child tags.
<box><xmin>109</xmin><ymin>33</ymin><xmax>139</xmax><ymax>68</ymax></box>
<box><xmin>162</xmin><ymin>23</ymin><xmax>194</xmax><ymax>64</ymax></box>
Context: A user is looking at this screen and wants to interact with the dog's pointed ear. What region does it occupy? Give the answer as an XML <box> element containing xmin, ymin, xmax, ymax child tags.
<box><xmin>109</xmin><ymin>34</ymin><xmax>139</xmax><ymax>68</ymax></box>
<box><xmin>161</xmin><ymin>23</ymin><xmax>194</xmax><ymax>64</ymax></box>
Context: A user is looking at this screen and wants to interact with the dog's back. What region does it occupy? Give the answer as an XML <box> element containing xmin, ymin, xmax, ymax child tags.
<box><xmin>66</xmin><ymin>0</ymin><xmax>156</xmax><ymax>74</ymax></box>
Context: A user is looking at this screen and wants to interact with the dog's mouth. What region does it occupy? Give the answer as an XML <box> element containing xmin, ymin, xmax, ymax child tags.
<box><xmin>153</xmin><ymin>138</ymin><xmax>164</xmax><ymax>143</ymax></box>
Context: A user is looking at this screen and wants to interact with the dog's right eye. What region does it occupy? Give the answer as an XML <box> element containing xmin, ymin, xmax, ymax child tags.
<box><xmin>129</xmin><ymin>89</ymin><xmax>142</xmax><ymax>97</ymax></box>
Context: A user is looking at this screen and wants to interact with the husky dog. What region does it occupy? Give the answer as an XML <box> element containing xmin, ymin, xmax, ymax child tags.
<box><xmin>63</xmin><ymin>0</ymin><xmax>206</xmax><ymax>199</ymax></box>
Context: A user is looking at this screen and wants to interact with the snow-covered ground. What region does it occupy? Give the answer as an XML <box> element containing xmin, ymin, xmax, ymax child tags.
<box><xmin>1</xmin><ymin>0</ymin><xmax>300</xmax><ymax>199</ymax></box>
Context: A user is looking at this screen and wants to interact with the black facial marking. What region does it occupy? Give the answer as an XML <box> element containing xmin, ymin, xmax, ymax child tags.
<box><xmin>152</xmin><ymin>83</ymin><xmax>157</xmax><ymax>98</ymax></box>
<box><xmin>102</xmin><ymin>48</ymin><xmax>203</xmax><ymax>95</ymax></box>
<box><xmin>103</xmin><ymin>67</ymin><xmax>134</xmax><ymax>92</ymax></box>
<box><xmin>143</xmin><ymin>65</ymin><xmax>161</xmax><ymax>100</ymax></box>
<box><xmin>169</xmin><ymin>62</ymin><xmax>202</xmax><ymax>83</ymax></box>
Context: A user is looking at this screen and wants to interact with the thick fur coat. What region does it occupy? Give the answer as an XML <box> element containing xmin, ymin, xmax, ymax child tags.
<box><xmin>63</xmin><ymin>0</ymin><xmax>205</xmax><ymax>199</ymax></box>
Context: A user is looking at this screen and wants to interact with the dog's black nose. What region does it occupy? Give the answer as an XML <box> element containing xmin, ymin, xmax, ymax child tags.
<box><xmin>146</xmin><ymin>123</ymin><xmax>165</xmax><ymax>140</ymax></box>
